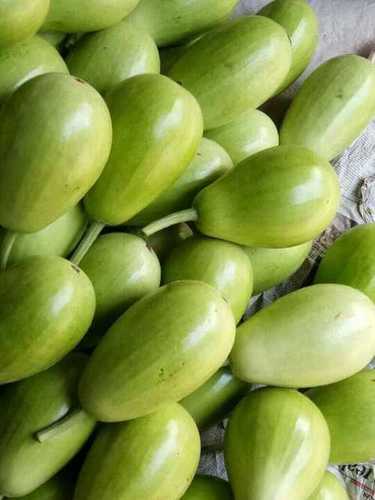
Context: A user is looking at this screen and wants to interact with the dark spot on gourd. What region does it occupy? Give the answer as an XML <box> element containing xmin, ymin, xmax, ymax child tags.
<box><xmin>159</xmin><ymin>367</ymin><xmax>165</xmax><ymax>379</ymax></box>
<box><xmin>75</xmin><ymin>78</ymin><xmax>86</xmax><ymax>85</ymax></box>
<box><xmin>335</xmin><ymin>312</ymin><xmax>343</xmax><ymax>319</ymax></box>
<box><xmin>336</xmin><ymin>92</ymin><xmax>344</xmax><ymax>100</ymax></box>
<box><xmin>71</xmin><ymin>264</ymin><xmax>80</xmax><ymax>274</ymax></box>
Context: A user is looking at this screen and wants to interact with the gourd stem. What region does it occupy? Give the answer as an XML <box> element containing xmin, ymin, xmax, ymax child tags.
<box><xmin>70</xmin><ymin>221</ymin><xmax>105</xmax><ymax>265</ymax></box>
<box><xmin>35</xmin><ymin>408</ymin><xmax>83</xmax><ymax>443</ymax></box>
<box><xmin>142</xmin><ymin>208</ymin><xmax>198</xmax><ymax>237</ymax></box>
<box><xmin>0</xmin><ymin>231</ymin><xmax>17</xmax><ymax>271</ymax></box>
<box><xmin>369</xmin><ymin>50</ymin><xmax>375</xmax><ymax>63</ymax></box>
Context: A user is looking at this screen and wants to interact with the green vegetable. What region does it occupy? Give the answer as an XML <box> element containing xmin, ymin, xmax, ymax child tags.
<box><xmin>168</xmin><ymin>16</ymin><xmax>292</xmax><ymax>129</ymax></box>
<box><xmin>163</xmin><ymin>236</ymin><xmax>253</xmax><ymax>323</ymax></box>
<box><xmin>0</xmin><ymin>0</ymin><xmax>50</xmax><ymax>48</ymax></box>
<box><xmin>0</xmin><ymin>35</ymin><xmax>67</xmax><ymax>103</ymax></box>
<box><xmin>0</xmin><ymin>354</ymin><xmax>95</xmax><ymax>497</ymax></box>
<box><xmin>143</xmin><ymin>146</ymin><xmax>339</xmax><ymax>249</ymax></box>
<box><xmin>128</xmin><ymin>138</ymin><xmax>233</xmax><ymax>226</ymax></box>
<box><xmin>180</xmin><ymin>367</ymin><xmax>249</xmax><ymax>429</ymax></box>
<box><xmin>308</xmin><ymin>370</ymin><xmax>375</xmax><ymax>465</ymax></box>
<box><xmin>244</xmin><ymin>241</ymin><xmax>312</xmax><ymax>294</ymax></box>
<box><xmin>280</xmin><ymin>55</ymin><xmax>375</xmax><ymax>160</ymax></box>
<box><xmin>308</xmin><ymin>472</ymin><xmax>349</xmax><ymax>500</ymax></box>
<box><xmin>42</xmin><ymin>0</ymin><xmax>141</xmax><ymax>33</ymax></box>
<box><xmin>259</xmin><ymin>0</ymin><xmax>319</xmax><ymax>92</ymax></box>
<box><xmin>182</xmin><ymin>476</ymin><xmax>233</xmax><ymax>499</ymax></box>
<box><xmin>0</xmin><ymin>205</ymin><xmax>87</xmax><ymax>266</ymax></box>
<box><xmin>0</xmin><ymin>73</ymin><xmax>112</xmax><ymax>235</ymax></box>
<box><xmin>230</xmin><ymin>284</ymin><xmax>375</xmax><ymax>388</ymax></box>
<box><xmin>66</xmin><ymin>20</ymin><xmax>160</xmax><ymax>95</ymax></box>
<box><xmin>225</xmin><ymin>388</ymin><xmax>330</xmax><ymax>500</ymax></box>
<box><xmin>314</xmin><ymin>223</ymin><xmax>375</xmax><ymax>301</ymax></box>
<box><xmin>126</xmin><ymin>0</ymin><xmax>238</xmax><ymax>47</ymax></box>
<box><xmin>0</xmin><ymin>256</ymin><xmax>95</xmax><ymax>384</ymax></box>
<box><xmin>205</xmin><ymin>109</ymin><xmax>279</xmax><ymax>165</ymax></box>
<box><xmin>79</xmin><ymin>281</ymin><xmax>235</xmax><ymax>421</ymax></box>
<box><xmin>74</xmin><ymin>403</ymin><xmax>200</xmax><ymax>500</ymax></box>
<box><xmin>80</xmin><ymin>232</ymin><xmax>161</xmax><ymax>334</ymax></box>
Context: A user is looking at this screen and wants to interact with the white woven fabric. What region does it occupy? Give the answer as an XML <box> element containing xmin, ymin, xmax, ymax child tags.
<box><xmin>199</xmin><ymin>2</ymin><xmax>375</xmax><ymax>498</ymax></box>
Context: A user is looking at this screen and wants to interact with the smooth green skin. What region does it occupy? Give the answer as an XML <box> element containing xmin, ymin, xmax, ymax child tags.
<box><xmin>0</xmin><ymin>256</ymin><xmax>95</xmax><ymax>384</ymax></box>
<box><xmin>182</xmin><ymin>476</ymin><xmax>233</xmax><ymax>500</ymax></box>
<box><xmin>169</xmin><ymin>16</ymin><xmax>292</xmax><ymax>130</ymax></box>
<box><xmin>226</xmin><ymin>388</ymin><xmax>330</xmax><ymax>500</ymax></box>
<box><xmin>0</xmin><ymin>354</ymin><xmax>95</xmax><ymax>497</ymax></box>
<box><xmin>0</xmin><ymin>35</ymin><xmax>67</xmax><ymax>103</ymax></box>
<box><xmin>308</xmin><ymin>370</ymin><xmax>375</xmax><ymax>465</ymax></box>
<box><xmin>66</xmin><ymin>21</ymin><xmax>160</xmax><ymax>95</ymax></box>
<box><xmin>163</xmin><ymin>236</ymin><xmax>253</xmax><ymax>323</ymax></box>
<box><xmin>80</xmin><ymin>232</ymin><xmax>161</xmax><ymax>333</ymax></box>
<box><xmin>74</xmin><ymin>403</ymin><xmax>200</xmax><ymax>500</ymax></box>
<box><xmin>128</xmin><ymin>138</ymin><xmax>233</xmax><ymax>226</ymax></box>
<box><xmin>1</xmin><ymin>205</ymin><xmax>87</xmax><ymax>266</ymax></box>
<box><xmin>281</xmin><ymin>55</ymin><xmax>375</xmax><ymax>160</ymax></box>
<box><xmin>194</xmin><ymin>145</ymin><xmax>340</xmax><ymax>248</ymax></box>
<box><xmin>244</xmin><ymin>241</ymin><xmax>312</xmax><ymax>294</ymax></box>
<box><xmin>230</xmin><ymin>284</ymin><xmax>375</xmax><ymax>388</ymax></box>
<box><xmin>13</xmin><ymin>473</ymin><xmax>74</xmax><ymax>500</ymax></box>
<box><xmin>84</xmin><ymin>74</ymin><xmax>203</xmax><ymax>226</ymax></box>
<box><xmin>0</xmin><ymin>0</ymin><xmax>50</xmax><ymax>48</ymax></box>
<box><xmin>147</xmin><ymin>223</ymin><xmax>193</xmax><ymax>262</ymax></box>
<box><xmin>315</xmin><ymin>224</ymin><xmax>375</xmax><ymax>302</ymax></box>
<box><xmin>43</xmin><ymin>0</ymin><xmax>140</xmax><ymax>33</ymax></box>
<box><xmin>126</xmin><ymin>0</ymin><xmax>238</xmax><ymax>47</ymax></box>
<box><xmin>180</xmin><ymin>367</ymin><xmax>249</xmax><ymax>430</ymax></box>
<box><xmin>259</xmin><ymin>0</ymin><xmax>319</xmax><ymax>93</ymax></box>
<box><xmin>0</xmin><ymin>73</ymin><xmax>112</xmax><ymax>233</ymax></box>
<box><xmin>205</xmin><ymin>109</ymin><xmax>279</xmax><ymax>165</ymax></box>
<box><xmin>39</xmin><ymin>31</ymin><xmax>66</xmax><ymax>47</ymax></box>
<box><xmin>79</xmin><ymin>281</ymin><xmax>236</xmax><ymax>422</ymax></box>
<box><xmin>308</xmin><ymin>472</ymin><xmax>349</xmax><ymax>500</ymax></box>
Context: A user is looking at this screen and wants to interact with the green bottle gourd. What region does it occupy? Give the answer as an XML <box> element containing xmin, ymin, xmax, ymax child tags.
<box><xmin>73</xmin><ymin>403</ymin><xmax>200</xmax><ymax>500</ymax></box>
<box><xmin>181</xmin><ymin>476</ymin><xmax>233</xmax><ymax>500</ymax></box>
<box><xmin>230</xmin><ymin>284</ymin><xmax>375</xmax><ymax>388</ymax></box>
<box><xmin>142</xmin><ymin>145</ymin><xmax>340</xmax><ymax>249</ymax></box>
<box><xmin>0</xmin><ymin>35</ymin><xmax>68</xmax><ymax>103</ymax></box>
<box><xmin>180</xmin><ymin>367</ymin><xmax>249</xmax><ymax>430</ymax></box>
<box><xmin>0</xmin><ymin>256</ymin><xmax>96</xmax><ymax>384</ymax></box>
<box><xmin>0</xmin><ymin>205</ymin><xmax>87</xmax><ymax>266</ymax></box>
<box><xmin>314</xmin><ymin>223</ymin><xmax>375</xmax><ymax>301</ymax></box>
<box><xmin>126</xmin><ymin>0</ymin><xmax>239</xmax><ymax>47</ymax></box>
<box><xmin>79</xmin><ymin>280</ymin><xmax>235</xmax><ymax>422</ymax></box>
<box><xmin>72</xmin><ymin>73</ymin><xmax>203</xmax><ymax>265</ymax></box>
<box><xmin>0</xmin><ymin>72</ymin><xmax>112</xmax><ymax>268</ymax></box>
<box><xmin>168</xmin><ymin>15</ymin><xmax>292</xmax><ymax>130</ymax></box>
<box><xmin>42</xmin><ymin>0</ymin><xmax>141</xmax><ymax>33</ymax></box>
<box><xmin>66</xmin><ymin>20</ymin><xmax>160</xmax><ymax>95</ymax></box>
<box><xmin>308</xmin><ymin>370</ymin><xmax>375</xmax><ymax>465</ymax></box>
<box><xmin>205</xmin><ymin>109</ymin><xmax>279</xmax><ymax>165</ymax></box>
<box><xmin>244</xmin><ymin>241</ymin><xmax>312</xmax><ymax>294</ymax></box>
<box><xmin>225</xmin><ymin>388</ymin><xmax>330</xmax><ymax>500</ymax></box>
<box><xmin>163</xmin><ymin>236</ymin><xmax>253</xmax><ymax>323</ymax></box>
<box><xmin>38</xmin><ymin>31</ymin><xmax>67</xmax><ymax>47</ymax></box>
<box><xmin>79</xmin><ymin>232</ymin><xmax>161</xmax><ymax>336</ymax></box>
<box><xmin>0</xmin><ymin>353</ymin><xmax>95</xmax><ymax>497</ymax></box>
<box><xmin>0</xmin><ymin>0</ymin><xmax>50</xmax><ymax>48</ymax></box>
<box><xmin>13</xmin><ymin>472</ymin><xmax>74</xmax><ymax>500</ymax></box>
<box><xmin>259</xmin><ymin>0</ymin><xmax>319</xmax><ymax>92</ymax></box>
<box><xmin>280</xmin><ymin>54</ymin><xmax>375</xmax><ymax>160</ymax></box>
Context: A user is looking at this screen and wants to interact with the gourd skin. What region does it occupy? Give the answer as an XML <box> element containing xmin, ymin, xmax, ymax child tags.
<box><xmin>308</xmin><ymin>472</ymin><xmax>349</xmax><ymax>500</ymax></box>
<box><xmin>182</xmin><ymin>476</ymin><xmax>233</xmax><ymax>500</ymax></box>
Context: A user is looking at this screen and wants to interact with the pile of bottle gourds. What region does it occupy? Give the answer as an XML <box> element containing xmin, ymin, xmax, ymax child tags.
<box><xmin>0</xmin><ymin>0</ymin><xmax>374</xmax><ymax>498</ymax></box>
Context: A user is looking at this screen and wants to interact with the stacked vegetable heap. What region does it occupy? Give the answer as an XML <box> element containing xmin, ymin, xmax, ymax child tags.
<box><xmin>0</xmin><ymin>0</ymin><xmax>374</xmax><ymax>498</ymax></box>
